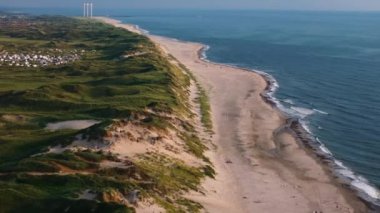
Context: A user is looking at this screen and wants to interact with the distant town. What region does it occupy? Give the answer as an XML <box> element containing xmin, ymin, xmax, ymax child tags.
<box><xmin>0</xmin><ymin>49</ymin><xmax>85</xmax><ymax>67</ymax></box>
<box><xmin>0</xmin><ymin>12</ymin><xmax>87</xmax><ymax>68</ymax></box>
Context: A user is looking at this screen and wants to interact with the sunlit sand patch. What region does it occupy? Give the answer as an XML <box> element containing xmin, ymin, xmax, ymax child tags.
<box><xmin>46</xmin><ymin>120</ymin><xmax>100</xmax><ymax>131</ymax></box>
<box><xmin>77</xmin><ymin>189</ymin><xmax>97</xmax><ymax>200</ymax></box>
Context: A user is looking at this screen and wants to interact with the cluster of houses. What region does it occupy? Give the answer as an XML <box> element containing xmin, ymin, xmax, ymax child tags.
<box><xmin>0</xmin><ymin>49</ymin><xmax>85</xmax><ymax>68</ymax></box>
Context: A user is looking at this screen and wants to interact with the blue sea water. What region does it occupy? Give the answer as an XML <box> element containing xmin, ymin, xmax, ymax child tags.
<box><xmin>4</xmin><ymin>7</ymin><xmax>380</xmax><ymax>203</ymax></box>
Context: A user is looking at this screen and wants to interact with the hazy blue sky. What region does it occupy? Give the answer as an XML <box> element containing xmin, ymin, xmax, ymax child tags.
<box><xmin>1</xmin><ymin>0</ymin><xmax>380</xmax><ymax>11</ymax></box>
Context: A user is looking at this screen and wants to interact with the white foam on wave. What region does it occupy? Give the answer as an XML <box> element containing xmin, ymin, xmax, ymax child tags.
<box><xmin>334</xmin><ymin>160</ymin><xmax>380</xmax><ymax>201</ymax></box>
<box><xmin>260</xmin><ymin>71</ymin><xmax>280</xmax><ymax>94</ymax></box>
<box><xmin>253</xmin><ymin>70</ymin><xmax>284</xmax><ymax>113</ymax></box>
<box><xmin>353</xmin><ymin>176</ymin><xmax>380</xmax><ymax>200</ymax></box>
<box><xmin>200</xmin><ymin>45</ymin><xmax>210</xmax><ymax>61</ymax></box>
<box><xmin>296</xmin><ymin>120</ymin><xmax>378</xmax><ymax>202</ymax></box>
<box><xmin>260</xmin><ymin>68</ymin><xmax>380</xmax><ymax>202</ymax></box>
<box><xmin>335</xmin><ymin>160</ymin><xmax>345</xmax><ymax>168</ymax></box>
<box><xmin>336</xmin><ymin>166</ymin><xmax>356</xmax><ymax>179</ymax></box>
<box><xmin>134</xmin><ymin>25</ymin><xmax>150</xmax><ymax>35</ymax></box>
<box><xmin>315</xmin><ymin>137</ymin><xmax>380</xmax><ymax>202</ymax></box>
<box><xmin>300</xmin><ymin>120</ymin><xmax>313</xmax><ymax>134</ymax></box>
<box><xmin>352</xmin><ymin>180</ymin><xmax>380</xmax><ymax>199</ymax></box>
<box><xmin>313</xmin><ymin>109</ymin><xmax>329</xmax><ymax>115</ymax></box>
<box><xmin>283</xmin><ymin>99</ymin><xmax>295</xmax><ymax>105</ymax></box>
<box><xmin>316</xmin><ymin>137</ymin><xmax>333</xmax><ymax>155</ymax></box>
<box><xmin>291</xmin><ymin>106</ymin><xmax>315</xmax><ymax>118</ymax></box>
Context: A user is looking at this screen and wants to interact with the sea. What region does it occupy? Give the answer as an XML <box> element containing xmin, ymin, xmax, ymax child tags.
<box><xmin>3</xmin><ymin>7</ymin><xmax>380</xmax><ymax>206</ymax></box>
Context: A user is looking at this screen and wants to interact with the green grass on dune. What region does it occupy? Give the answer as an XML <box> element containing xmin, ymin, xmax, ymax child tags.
<box><xmin>0</xmin><ymin>15</ymin><xmax>191</xmax><ymax>164</ymax></box>
<box><xmin>0</xmin><ymin>174</ymin><xmax>136</xmax><ymax>213</ymax></box>
<box><xmin>0</xmin><ymin>14</ymin><xmax>207</xmax><ymax>212</ymax></box>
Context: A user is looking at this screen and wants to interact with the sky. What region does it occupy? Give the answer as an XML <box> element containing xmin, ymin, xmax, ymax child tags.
<box><xmin>1</xmin><ymin>0</ymin><xmax>380</xmax><ymax>11</ymax></box>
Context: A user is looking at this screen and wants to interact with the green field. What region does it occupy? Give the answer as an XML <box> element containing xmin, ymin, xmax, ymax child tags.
<box><xmin>0</xmin><ymin>14</ymin><xmax>209</xmax><ymax>212</ymax></box>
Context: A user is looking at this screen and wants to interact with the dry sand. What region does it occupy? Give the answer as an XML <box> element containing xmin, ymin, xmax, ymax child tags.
<box><xmin>46</xmin><ymin>120</ymin><xmax>100</xmax><ymax>131</ymax></box>
<box><xmin>98</xmin><ymin>17</ymin><xmax>368</xmax><ymax>213</ymax></box>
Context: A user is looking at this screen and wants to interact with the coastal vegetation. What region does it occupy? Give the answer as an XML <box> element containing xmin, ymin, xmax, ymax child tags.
<box><xmin>0</xmin><ymin>13</ymin><xmax>211</xmax><ymax>212</ymax></box>
<box><xmin>197</xmin><ymin>87</ymin><xmax>212</xmax><ymax>133</ymax></box>
<box><xmin>176</xmin><ymin>61</ymin><xmax>213</xmax><ymax>133</ymax></box>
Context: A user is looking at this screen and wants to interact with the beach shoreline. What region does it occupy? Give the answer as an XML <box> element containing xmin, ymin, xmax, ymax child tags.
<box><xmin>197</xmin><ymin>43</ymin><xmax>379</xmax><ymax>211</ymax></box>
<box><xmin>197</xmin><ymin>39</ymin><xmax>379</xmax><ymax>211</ymax></box>
<box><xmin>97</xmin><ymin>17</ymin><xmax>372</xmax><ymax>212</ymax></box>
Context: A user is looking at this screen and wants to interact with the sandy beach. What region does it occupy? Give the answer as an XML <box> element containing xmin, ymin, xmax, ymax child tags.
<box><xmin>98</xmin><ymin>17</ymin><xmax>369</xmax><ymax>213</ymax></box>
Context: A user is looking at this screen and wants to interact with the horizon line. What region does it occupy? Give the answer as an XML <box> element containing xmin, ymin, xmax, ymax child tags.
<box><xmin>1</xmin><ymin>6</ymin><xmax>380</xmax><ymax>13</ymax></box>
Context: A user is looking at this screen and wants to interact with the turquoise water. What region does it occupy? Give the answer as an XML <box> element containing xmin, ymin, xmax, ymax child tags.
<box><xmin>115</xmin><ymin>10</ymin><xmax>380</xmax><ymax>203</ymax></box>
<box><xmin>4</xmin><ymin>7</ymin><xmax>380</xmax><ymax>205</ymax></box>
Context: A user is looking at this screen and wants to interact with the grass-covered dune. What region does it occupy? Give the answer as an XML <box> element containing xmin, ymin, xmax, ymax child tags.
<box><xmin>0</xmin><ymin>14</ymin><xmax>211</xmax><ymax>213</ymax></box>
